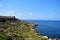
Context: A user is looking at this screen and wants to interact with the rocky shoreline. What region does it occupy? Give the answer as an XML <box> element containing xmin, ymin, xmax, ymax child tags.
<box><xmin>0</xmin><ymin>16</ymin><xmax>48</xmax><ymax>40</ymax></box>
<box><xmin>30</xmin><ymin>22</ymin><xmax>60</xmax><ymax>40</ymax></box>
<box><xmin>0</xmin><ymin>16</ymin><xmax>59</xmax><ymax>40</ymax></box>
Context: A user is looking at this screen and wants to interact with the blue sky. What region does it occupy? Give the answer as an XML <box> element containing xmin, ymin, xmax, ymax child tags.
<box><xmin>0</xmin><ymin>0</ymin><xmax>60</xmax><ymax>20</ymax></box>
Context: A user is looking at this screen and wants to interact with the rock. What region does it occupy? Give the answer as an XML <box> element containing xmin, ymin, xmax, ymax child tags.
<box><xmin>0</xmin><ymin>27</ymin><xmax>5</xmax><ymax>32</ymax></box>
<box><xmin>43</xmin><ymin>36</ymin><xmax>48</xmax><ymax>39</ymax></box>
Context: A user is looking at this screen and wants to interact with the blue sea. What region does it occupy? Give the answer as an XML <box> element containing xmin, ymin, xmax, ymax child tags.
<box><xmin>26</xmin><ymin>20</ymin><xmax>60</xmax><ymax>38</ymax></box>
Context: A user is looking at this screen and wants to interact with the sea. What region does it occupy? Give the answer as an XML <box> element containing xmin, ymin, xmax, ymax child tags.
<box><xmin>25</xmin><ymin>20</ymin><xmax>60</xmax><ymax>38</ymax></box>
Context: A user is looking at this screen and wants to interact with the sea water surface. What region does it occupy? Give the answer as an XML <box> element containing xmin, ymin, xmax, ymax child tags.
<box><xmin>26</xmin><ymin>20</ymin><xmax>60</xmax><ymax>38</ymax></box>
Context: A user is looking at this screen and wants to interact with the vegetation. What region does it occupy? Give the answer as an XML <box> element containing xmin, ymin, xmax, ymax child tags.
<box><xmin>0</xmin><ymin>19</ymin><xmax>48</xmax><ymax>40</ymax></box>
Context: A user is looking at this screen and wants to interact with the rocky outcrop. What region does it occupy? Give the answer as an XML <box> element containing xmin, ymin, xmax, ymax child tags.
<box><xmin>0</xmin><ymin>16</ymin><xmax>15</xmax><ymax>22</ymax></box>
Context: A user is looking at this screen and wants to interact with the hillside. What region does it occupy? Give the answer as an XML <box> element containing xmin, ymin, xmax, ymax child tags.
<box><xmin>0</xmin><ymin>16</ymin><xmax>48</xmax><ymax>40</ymax></box>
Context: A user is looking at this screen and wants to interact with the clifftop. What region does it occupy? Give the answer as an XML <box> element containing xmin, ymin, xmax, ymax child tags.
<box><xmin>0</xmin><ymin>16</ymin><xmax>15</xmax><ymax>18</ymax></box>
<box><xmin>0</xmin><ymin>16</ymin><xmax>16</xmax><ymax>22</ymax></box>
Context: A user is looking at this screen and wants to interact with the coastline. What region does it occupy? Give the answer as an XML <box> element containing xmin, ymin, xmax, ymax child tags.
<box><xmin>0</xmin><ymin>16</ymin><xmax>48</xmax><ymax>40</ymax></box>
<box><xmin>31</xmin><ymin>23</ymin><xmax>60</xmax><ymax>40</ymax></box>
<box><xmin>0</xmin><ymin>16</ymin><xmax>59</xmax><ymax>40</ymax></box>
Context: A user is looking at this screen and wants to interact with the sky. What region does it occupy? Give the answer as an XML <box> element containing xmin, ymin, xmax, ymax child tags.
<box><xmin>0</xmin><ymin>0</ymin><xmax>60</xmax><ymax>20</ymax></box>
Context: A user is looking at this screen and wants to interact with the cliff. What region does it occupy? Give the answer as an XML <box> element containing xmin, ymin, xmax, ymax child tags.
<box><xmin>0</xmin><ymin>16</ymin><xmax>15</xmax><ymax>22</ymax></box>
<box><xmin>0</xmin><ymin>16</ymin><xmax>48</xmax><ymax>40</ymax></box>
